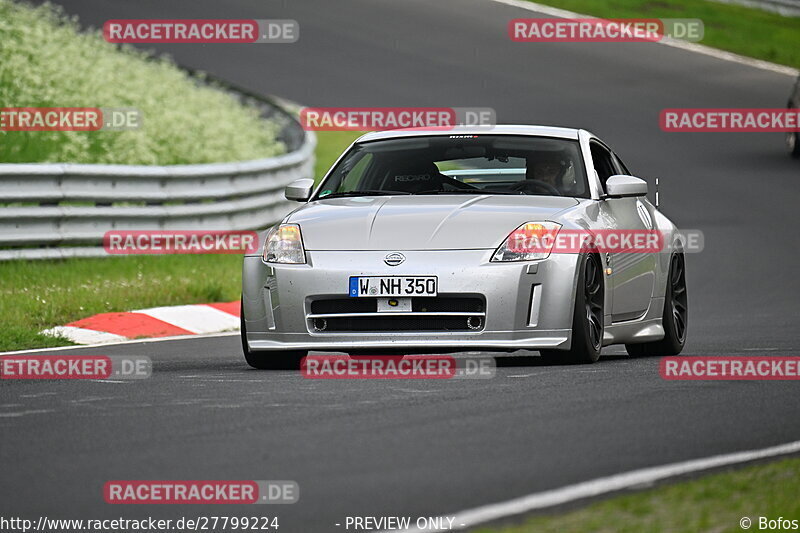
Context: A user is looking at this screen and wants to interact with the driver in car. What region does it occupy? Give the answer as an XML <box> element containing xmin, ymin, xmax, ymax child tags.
<box><xmin>524</xmin><ymin>154</ymin><xmax>567</xmax><ymax>194</ymax></box>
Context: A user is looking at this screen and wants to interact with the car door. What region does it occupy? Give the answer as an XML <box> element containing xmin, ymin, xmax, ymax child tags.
<box><xmin>590</xmin><ymin>141</ymin><xmax>656</xmax><ymax>322</ymax></box>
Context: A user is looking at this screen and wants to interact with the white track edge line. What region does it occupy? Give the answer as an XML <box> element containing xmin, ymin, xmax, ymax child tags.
<box><xmin>491</xmin><ymin>0</ymin><xmax>799</xmax><ymax>77</ymax></box>
<box><xmin>383</xmin><ymin>438</ymin><xmax>800</xmax><ymax>532</ymax></box>
<box><xmin>0</xmin><ymin>331</ymin><xmax>239</xmax><ymax>356</ymax></box>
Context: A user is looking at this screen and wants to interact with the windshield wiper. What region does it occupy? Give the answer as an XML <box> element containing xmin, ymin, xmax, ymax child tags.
<box><xmin>318</xmin><ymin>190</ymin><xmax>412</xmax><ymax>199</ymax></box>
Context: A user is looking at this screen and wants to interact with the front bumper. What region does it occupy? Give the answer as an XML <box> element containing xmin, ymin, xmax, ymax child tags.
<box><xmin>242</xmin><ymin>250</ymin><xmax>581</xmax><ymax>352</ymax></box>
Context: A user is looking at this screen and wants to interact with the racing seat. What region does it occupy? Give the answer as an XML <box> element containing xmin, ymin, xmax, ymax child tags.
<box><xmin>385</xmin><ymin>161</ymin><xmax>444</xmax><ymax>193</ymax></box>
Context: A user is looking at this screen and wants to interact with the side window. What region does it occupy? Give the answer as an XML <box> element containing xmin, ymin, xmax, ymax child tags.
<box><xmin>612</xmin><ymin>153</ymin><xmax>631</xmax><ymax>176</ymax></box>
<box><xmin>589</xmin><ymin>142</ymin><xmax>616</xmax><ymax>193</ymax></box>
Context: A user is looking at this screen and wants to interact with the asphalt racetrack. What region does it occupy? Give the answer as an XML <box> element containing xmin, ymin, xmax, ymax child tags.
<box><xmin>2</xmin><ymin>1</ymin><xmax>799</xmax><ymax>531</ymax></box>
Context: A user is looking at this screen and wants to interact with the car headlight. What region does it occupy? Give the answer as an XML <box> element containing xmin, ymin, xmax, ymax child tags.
<box><xmin>263</xmin><ymin>223</ymin><xmax>306</xmax><ymax>264</ymax></box>
<box><xmin>491</xmin><ymin>221</ymin><xmax>562</xmax><ymax>262</ymax></box>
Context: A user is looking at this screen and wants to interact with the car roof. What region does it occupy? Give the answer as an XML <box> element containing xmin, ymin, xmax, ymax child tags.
<box><xmin>356</xmin><ymin>125</ymin><xmax>588</xmax><ymax>143</ymax></box>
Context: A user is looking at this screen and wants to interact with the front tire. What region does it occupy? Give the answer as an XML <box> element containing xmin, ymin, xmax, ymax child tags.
<box><xmin>625</xmin><ymin>253</ymin><xmax>687</xmax><ymax>357</ymax></box>
<box><xmin>240</xmin><ymin>301</ymin><xmax>306</xmax><ymax>370</ymax></box>
<box><xmin>540</xmin><ymin>253</ymin><xmax>604</xmax><ymax>365</ymax></box>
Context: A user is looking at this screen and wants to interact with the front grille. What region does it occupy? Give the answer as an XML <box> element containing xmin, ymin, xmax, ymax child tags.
<box><xmin>310</xmin><ymin>298</ymin><xmax>376</xmax><ymax>314</ymax></box>
<box><xmin>412</xmin><ymin>297</ymin><xmax>483</xmax><ymax>313</ymax></box>
<box><xmin>322</xmin><ymin>316</ymin><xmax>477</xmax><ymax>332</ymax></box>
<box><xmin>308</xmin><ymin>295</ymin><xmax>485</xmax><ymax>333</ymax></box>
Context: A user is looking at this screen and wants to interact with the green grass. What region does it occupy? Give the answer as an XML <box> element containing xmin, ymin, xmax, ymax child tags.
<box><xmin>476</xmin><ymin>457</ymin><xmax>800</xmax><ymax>533</ymax></box>
<box><xmin>0</xmin><ymin>131</ymin><xmax>362</xmax><ymax>352</ymax></box>
<box><xmin>0</xmin><ymin>0</ymin><xmax>284</xmax><ymax>164</ymax></box>
<box><xmin>523</xmin><ymin>0</ymin><xmax>800</xmax><ymax>69</ymax></box>
<box><xmin>0</xmin><ymin>255</ymin><xmax>244</xmax><ymax>349</ymax></box>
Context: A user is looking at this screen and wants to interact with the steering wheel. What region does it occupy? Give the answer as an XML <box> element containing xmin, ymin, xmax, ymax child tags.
<box><xmin>510</xmin><ymin>179</ymin><xmax>561</xmax><ymax>195</ymax></box>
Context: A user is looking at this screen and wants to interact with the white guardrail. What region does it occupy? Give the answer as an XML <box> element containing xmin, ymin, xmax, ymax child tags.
<box><xmin>0</xmin><ymin>87</ymin><xmax>316</xmax><ymax>261</ymax></box>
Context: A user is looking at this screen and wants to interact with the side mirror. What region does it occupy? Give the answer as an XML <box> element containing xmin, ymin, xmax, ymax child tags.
<box><xmin>285</xmin><ymin>178</ymin><xmax>315</xmax><ymax>202</ymax></box>
<box><xmin>605</xmin><ymin>175</ymin><xmax>648</xmax><ymax>198</ymax></box>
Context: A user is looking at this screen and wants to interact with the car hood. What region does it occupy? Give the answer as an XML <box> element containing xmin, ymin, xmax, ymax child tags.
<box><xmin>287</xmin><ymin>195</ymin><xmax>579</xmax><ymax>250</ymax></box>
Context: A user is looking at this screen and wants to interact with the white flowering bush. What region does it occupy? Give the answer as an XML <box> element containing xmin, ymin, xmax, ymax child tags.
<box><xmin>0</xmin><ymin>0</ymin><xmax>285</xmax><ymax>164</ymax></box>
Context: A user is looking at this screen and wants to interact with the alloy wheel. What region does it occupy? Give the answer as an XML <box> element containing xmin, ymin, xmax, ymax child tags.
<box><xmin>584</xmin><ymin>256</ymin><xmax>604</xmax><ymax>350</ymax></box>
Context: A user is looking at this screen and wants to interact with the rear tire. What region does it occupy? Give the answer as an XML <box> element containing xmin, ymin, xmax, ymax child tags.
<box><xmin>539</xmin><ymin>253</ymin><xmax>604</xmax><ymax>365</ymax></box>
<box><xmin>240</xmin><ymin>301</ymin><xmax>306</xmax><ymax>370</ymax></box>
<box><xmin>625</xmin><ymin>253</ymin><xmax>687</xmax><ymax>357</ymax></box>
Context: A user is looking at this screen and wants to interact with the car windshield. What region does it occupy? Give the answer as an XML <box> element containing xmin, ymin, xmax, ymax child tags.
<box><xmin>314</xmin><ymin>135</ymin><xmax>590</xmax><ymax>200</ymax></box>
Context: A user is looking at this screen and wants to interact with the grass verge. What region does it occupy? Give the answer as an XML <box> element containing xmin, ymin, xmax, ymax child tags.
<box><xmin>475</xmin><ymin>456</ymin><xmax>800</xmax><ymax>533</ymax></box>
<box><xmin>0</xmin><ymin>131</ymin><xmax>363</xmax><ymax>352</ymax></box>
<box><xmin>522</xmin><ymin>0</ymin><xmax>800</xmax><ymax>70</ymax></box>
<box><xmin>0</xmin><ymin>0</ymin><xmax>284</xmax><ymax>164</ymax></box>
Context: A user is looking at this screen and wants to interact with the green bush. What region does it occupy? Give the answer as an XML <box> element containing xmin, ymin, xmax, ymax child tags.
<box><xmin>0</xmin><ymin>0</ymin><xmax>285</xmax><ymax>164</ymax></box>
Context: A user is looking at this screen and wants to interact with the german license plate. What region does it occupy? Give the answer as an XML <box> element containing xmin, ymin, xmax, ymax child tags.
<box><xmin>349</xmin><ymin>276</ymin><xmax>437</xmax><ymax>297</ymax></box>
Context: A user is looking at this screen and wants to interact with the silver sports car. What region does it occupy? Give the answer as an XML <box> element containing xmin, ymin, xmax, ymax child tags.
<box><xmin>241</xmin><ymin>125</ymin><xmax>688</xmax><ymax>368</ymax></box>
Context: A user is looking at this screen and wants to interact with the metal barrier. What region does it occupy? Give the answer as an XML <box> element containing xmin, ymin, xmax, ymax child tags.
<box><xmin>0</xmin><ymin>86</ymin><xmax>316</xmax><ymax>261</ymax></box>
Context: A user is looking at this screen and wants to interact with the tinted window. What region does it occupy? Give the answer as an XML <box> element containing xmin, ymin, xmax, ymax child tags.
<box><xmin>315</xmin><ymin>135</ymin><xmax>590</xmax><ymax>199</ymax></box>
<box><xmin>613</xmin><ymin>153</ymin><xmax>631</xmax><ymax>176</ymax></box>
<box><xmin>590</xmin><ymin>142</ymin><xmax>616</xmax><ymax>192</ymax></box>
